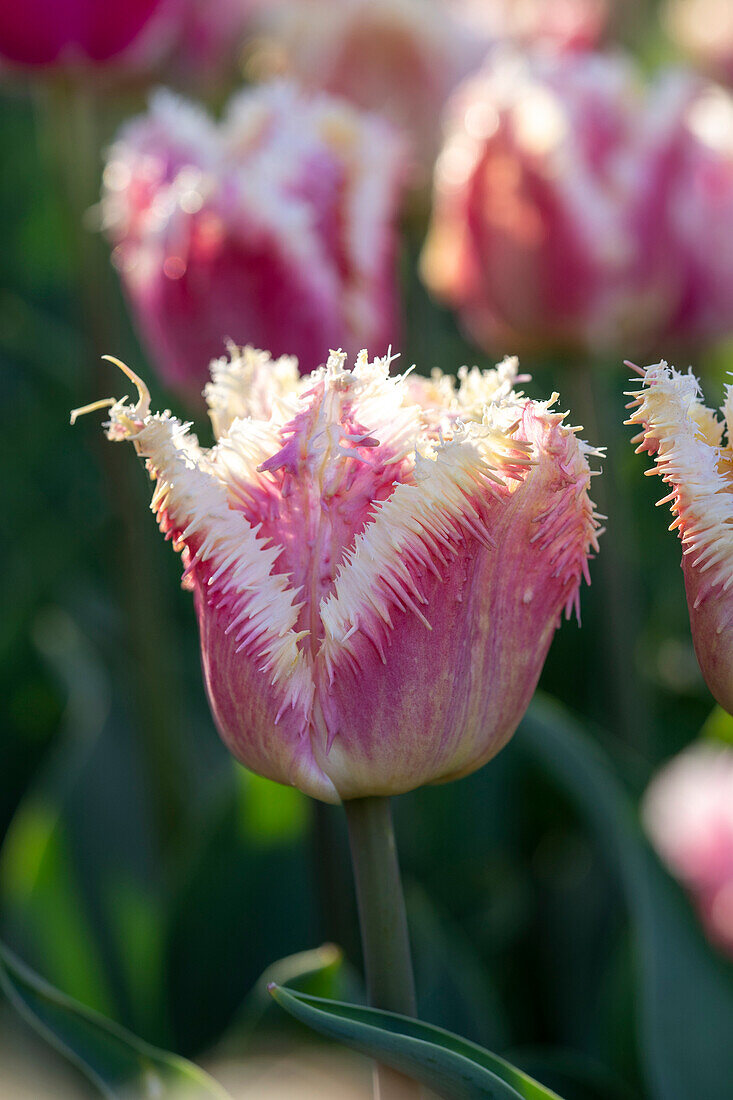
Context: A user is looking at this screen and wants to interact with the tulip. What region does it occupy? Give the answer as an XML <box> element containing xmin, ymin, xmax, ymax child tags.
<box><xmin>251</xmin><ymin>0</ymin><xmax>484</xmax><ymax>174</ymax></box>
<box><xmin>643</xmin><ymin>743</ymin><xmax>733</xmax><ymax>957</ymax></box>
<box><xmin>422</xmin><ymin>50</ymin><xmax>733</xmax><ymax>357</ymax></box>
<box><xmin>74</xmin><ymin>347</ymin><xmax>602</xmax><ymax>803</ymax></box>
<box><xmin>655</xmin><ymin>81</ymin><xmax>733</xmax><ymax>346</ymax></box>
<box><xmin>421</xmin><ymin>50</ymin><xmax>651</xmax><ymax>355</ymax></box>
<box><xmin>0</xmin><ymin>0</ymin><xmax>166</xmax><ymax>67</ymax></box>
<box><xmin>456</xmin><ymin>0</ymin><xmax>610</xmax><ymax>53</ymax></box>
<box><xmin>101</xmin><ymin>83</ymin><xmax>405</xmax><ymax>398</ymax></box>
<box><xmin>626</xmin><ymin>361</ymin><xmax>733</xmax><ymax>715</ymax></box>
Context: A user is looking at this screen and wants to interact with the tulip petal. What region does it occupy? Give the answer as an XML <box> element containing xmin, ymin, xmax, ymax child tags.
<box><xmin>627</xmin><ymin>361</ymin><xmax>733</xmax><ymax>715</ymax></box>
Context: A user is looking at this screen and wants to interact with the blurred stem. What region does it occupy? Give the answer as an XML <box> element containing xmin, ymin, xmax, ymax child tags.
<box><xmin>34</xmin><ymin>78</ymin><xmax>187</xmax><ymax>857</ymax></box>
<box><xmin>344</xmin><ymin>796</ymin><xmax>420</xmax><ymax>1100</ymax></box>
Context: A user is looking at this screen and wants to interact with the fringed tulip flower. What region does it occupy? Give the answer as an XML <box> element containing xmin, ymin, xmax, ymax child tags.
<box><xmin>101</xmin><ymin>83</ymin><xmax>404</xmax><ymax>396</ymax></box>
<box><xmin>76</xmin><ymin>348</ymin><xmax>602</xmax><ymax>803</ymax></box>
<box><xmin>643</xmin><ymin>743</ymin><xmax>733</xmax><ymax>957</ymax></box>
<box><xmin>422</xmin><ymin>50</ymin><xmax>733</xmax><ymax>357</ymax></box>
<box><xmin>627</xmin><ymin>361</ymin><xmax>733</xmax><ymax>715</ymax></box>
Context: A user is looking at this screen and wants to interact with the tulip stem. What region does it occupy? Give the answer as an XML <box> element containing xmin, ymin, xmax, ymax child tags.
<box><xmin>344</xmin><ymin>796</ymin><xmax>420</xmax><ymax>1100</ymax></box>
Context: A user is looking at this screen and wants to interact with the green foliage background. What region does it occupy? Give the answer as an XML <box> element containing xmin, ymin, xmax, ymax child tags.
<box><xmin>2</xmin><ymin>5</ymin><xmax>733</xmax><ymax>1095</ymax></box>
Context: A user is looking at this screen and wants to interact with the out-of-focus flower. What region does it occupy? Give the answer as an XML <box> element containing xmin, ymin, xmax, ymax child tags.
<box><xmin>643</xmin><ymin>743</ymin><xmax>733</xmax><ymax>957</ymax></box>
<box><xmin>78</xmin><ymin>348</ymin><xmax>602</xmax><ymax>802</ymax></box>
<box><xmin>249</xmin><ymin>0</ymin><xmax>484</xmax><ymax>175</ymax></box>
<box><xmin>665</xmin><ymin>0</ymin><xmax>733</xmax><ymax>87</ymax></box>
<box><xmin>655</xmin><ymin>82</ymin><xmax>733</xmax><ymax>344</ymax></box>
<box><xmin>101</xmin><ymin>83</ymin><xmax>404</xmax><ymax>397</ymax></box>
<box><xmin>0</xmin><ymin>0</ymin><xmax>167</xmax><ymax>67</ymax></box>
<box><xmin>422</xmin><ymin>51</ymin><xmax>654</xmax><ymax>355</ymax></box>
<box><xmin>454</xmin><ymin>0</ymin><xmax>609</xmax><ymax>53</ymax></box>
<box><xmin>422</xmin><ymin>51</ymin><xmax>733</xmax><ymax>357</ymax></box>
<box><xmin>626</xmin><ymin>361</ymin><xmax>733</xmax><ymax>715</ymax></box>
<box><xmin>159</xmin><ymin>0</ymin><xmax>264</xmax><ymax>90</ymax></box>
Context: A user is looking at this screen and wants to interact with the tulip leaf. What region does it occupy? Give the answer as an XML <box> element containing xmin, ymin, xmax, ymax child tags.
<box><xmin>520</xmin><ymin>695</ymin><xmax>733</xmax><ymax>1100</ymax></box>
<box><xmin>0</xmin><ymin>939</ymin><xmax>230</xmax><ymax>1099</ymax></box>
<box><xmin>268</xmin><ymin>985</ymin><xmax>563</xmax><ymax>1100</ymax></box>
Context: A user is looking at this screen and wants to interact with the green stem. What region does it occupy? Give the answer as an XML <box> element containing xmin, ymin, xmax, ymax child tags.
<box><xmin>343</xmin><ymin>796</ymin><xmax>419</xmax><ymax>1100</ymax></box>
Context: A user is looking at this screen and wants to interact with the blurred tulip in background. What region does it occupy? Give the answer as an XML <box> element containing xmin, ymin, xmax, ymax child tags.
<box><xmin>251</xmin><ymin>0</ymin><xmax>484</xmax><ymax>177</ymax></box>
<box><xmin>422</xmin><ymin>49</ymin><xmax>733</xmax><ymax>359</ymax></box>
<box><xmin>454</xmin><ymin>0</ymin><xmax>610</xmax><ymax>53</ymax></box>
<box><xmin>101</xmin><ymin>83</ymin><xmax>405</xmax><ymax>397</ymax></box>
<box><xmin>644</xmin><ymin>743</ymin><xmax>733</xmax><ymax>957</ymax></box>
<box><xmin>627</xmin><ymin>361</ymin><xmax>733</xmax><ymax>716</ymax></box>
<box><xmin>0</xmin><ymin>0</ymin><xmax>263</xmax><ymax>85</ymax></box>
<box><xmin>85</xmin><ymin>347</ymin><xmax>601</xmax><ymax>802</ymax></box>
<box><xmin>0</xmin><ymin>0</ymin><xmax>167</xmax><ymax>67</ymax></box>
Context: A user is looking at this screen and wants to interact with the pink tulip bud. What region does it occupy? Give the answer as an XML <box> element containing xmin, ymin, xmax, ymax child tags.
<box><xmin>643</xmin><ymin>744</ymin><xmax>733</xmax><ymax>957</ymax></box>
<box><xmin>81</xmin><ymin>348</ymin><xmax>602</xmax><ymax>802</ymax></box>
<box><xmin>626</xmin><ymin>361</ymin><xmax>733</xmax><ymax>715</ymax></box>
<box><xmin>102</xmin><ymin>83</ymin><xmax>405</xmax><ymax>398</ymax></box>
<box><xmin>423</xmin><ymin>51</ymin><xmax>733</xmax><ymax>356</ymax></box>
<box><xmin>665</xmin><ymin>0</ymin><xmax>733</xmax><ymax>88</ymax></box>
<box><xmin>0</xmin><ymin>0</ymin><xmax>168</xmax><ymax>67</ymax></box>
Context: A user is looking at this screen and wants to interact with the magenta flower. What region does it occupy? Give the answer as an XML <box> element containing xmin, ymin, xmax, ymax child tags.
<box><xmin>102</xmin><ymin>84</ymin><xmax>405</xmax><ymax>398</ymax></box>
<box><xmin>422</xmin><ymin>50</ymin><xmax>733</xmax><ymax>356</ymax></box>
<box><xmin>77</xmin><ymin>348</ymin><xmax>602</xmax><ymax>802</ymax></box>
<box><xmin>0</xmin><ymin>0</ymin><xmax>166</xmax><ymax>66</ymax></box>
<box><xmin>627</xmin><ymin>361</ymin><xmax>733</xmax><ymax>715</ymax></box>
<box><xmin>644</xmin><ymin>744</ymin><xmax>733</xmax><ymax>957</ymax></box>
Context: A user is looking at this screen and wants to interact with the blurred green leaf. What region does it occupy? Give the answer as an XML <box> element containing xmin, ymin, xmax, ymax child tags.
<box><xmin>0</xmin><ymin>939</ymin><xmax>230</xmax><ymax>1099</ymax></box>
<box><xmin>520</xmin><ymin>695</ymin><xmax>733</xmax><ymax>1100</ymax></box>
<box><xmin>269</xmin><ymin>986</ymin><xmax>563</xmax><ymax>1100</ymax></box>
<box><xmin>164</xmin><ymin>765</ymin><xmax>317</xmax><ymax>1054</ymax></box>
<box><xmin>699</xmin><ymin>705</ymin><xmax>733</xmax><ymax>745</ymax></box>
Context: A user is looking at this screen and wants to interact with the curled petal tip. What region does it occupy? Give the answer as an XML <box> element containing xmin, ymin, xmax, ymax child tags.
<box><xmin>100</xmin><ymin>355</ymin><xmax>151</xmax><ymax>419</ymax></box>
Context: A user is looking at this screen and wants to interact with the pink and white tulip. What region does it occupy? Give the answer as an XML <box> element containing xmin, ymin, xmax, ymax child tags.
<box><xmin>454</xmin><ymin>0</ymin><xmax>610</xmax><ymax>54</ymax></box>
<box><xmin>654</xmin><ymin>81</ymin><xmax>733</xmax><ymax>345</ymax></box>
<box><xmin>422</xmin><ymin>50</ymin><xmax>654</xmax><ymax>355</ymax></box>
<box><xmin>101</xmin><ymin>83</ymin><xmax>405</xmax><ymax>396</ymax></box>
<box><xmin>81</xmin><ymin>348</ymin><xmax>602</xmax><ymax>803</ymax></box>
<box><xmin>627</xmin><ymin>362</ymin><xmax>733</xmax><ymax>715</ymax></box>
<box><xmin>643</xmin><ymin>743</ymin><xmax>733</xmax><ymax>957</ymax></box>
<box><xmin>422</xmin><ymin>51</ymin><xmax>733</xmax><ymax>356</ymax></box>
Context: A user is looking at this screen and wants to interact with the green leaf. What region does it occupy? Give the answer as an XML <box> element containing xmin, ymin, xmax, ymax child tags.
<box><xmin>0</xmin><ymin>940</ymin><xmax>230</xmax><ymax>1099</ymax></box>
<box><xmin>520</xmin><ymin>695</ymin><xmax>733</xmax><ymax>1100</ymax></box>
<box><xmin>268</xmin><ymin>985</ymin><xmax>562</xmax><ymax>1100</ymax></box>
